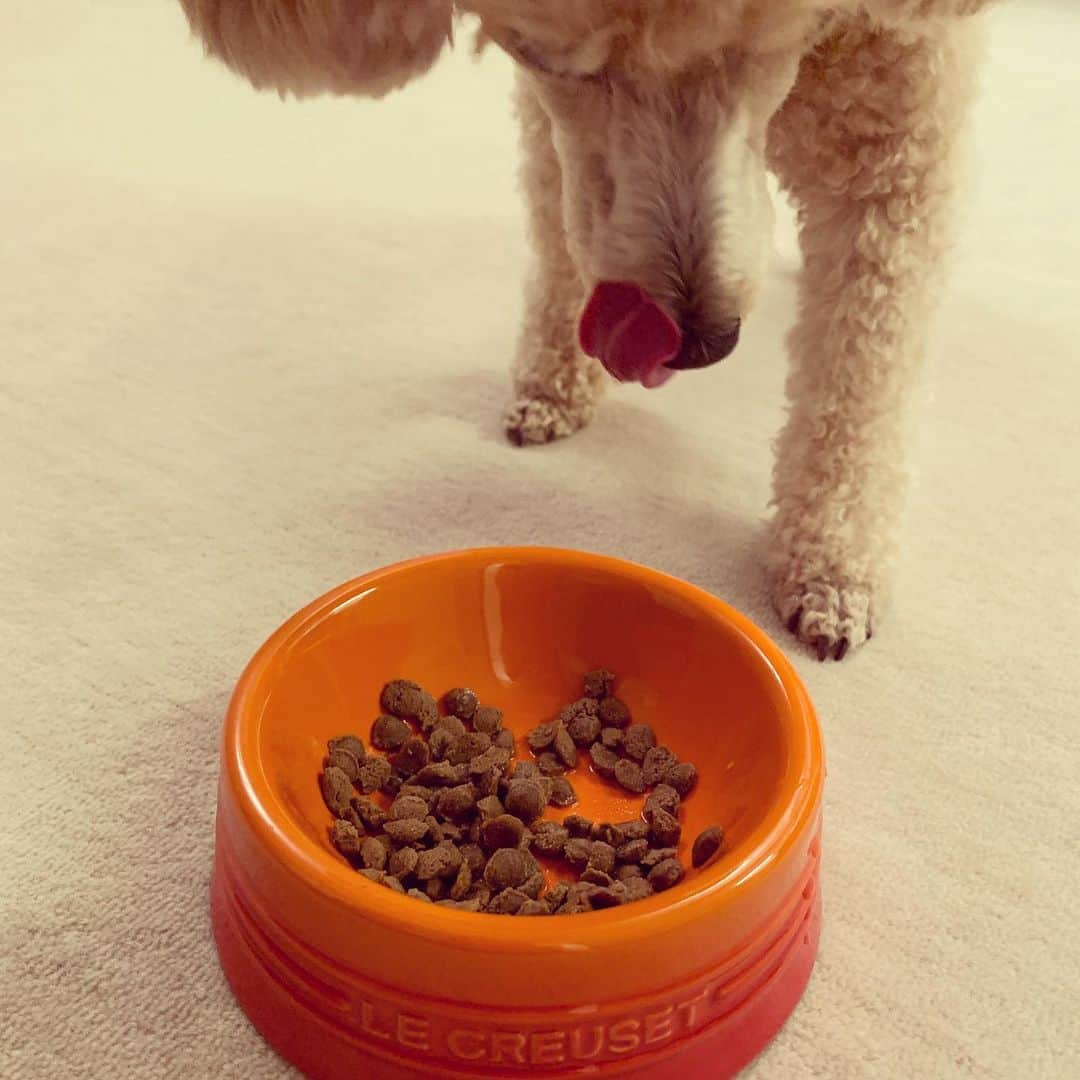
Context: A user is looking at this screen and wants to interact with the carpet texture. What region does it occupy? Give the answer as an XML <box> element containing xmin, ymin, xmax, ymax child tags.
<box><xmin>2</xmin><ymin>3</ymin><xmax>1078</xmax><ymax>1077</ymax></box>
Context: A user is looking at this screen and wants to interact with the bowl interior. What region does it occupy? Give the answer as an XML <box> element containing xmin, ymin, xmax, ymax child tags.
<box><xmin>247</xmin><ymin>551</ymin><xmax>795</xmax><ymax>898</ymax></box>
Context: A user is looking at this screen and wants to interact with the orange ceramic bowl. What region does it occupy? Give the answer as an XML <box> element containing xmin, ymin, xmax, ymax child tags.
<box><xmin>212</xmin><ymin>548</ymin><xmax>824</xmax><ymax>1080</ymax></box>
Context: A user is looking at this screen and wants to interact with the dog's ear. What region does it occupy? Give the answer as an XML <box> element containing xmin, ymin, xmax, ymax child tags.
<box><xmin>180</xmin><ymin>0</ymin><xmax>453</xmax><ymax>99</ymax></box>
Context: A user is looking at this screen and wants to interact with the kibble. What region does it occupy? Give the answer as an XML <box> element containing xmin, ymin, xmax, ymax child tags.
<box><xmin>598</xmin><ymin>697</ymin><xmax>631</xmax><ymax>728</ymax></box>
<box><xmin>547</xmin><ymin>776</ymin><xmax>577</xmax><ymax>808</ymax></box>
<box><xmin>371</xmin><ymin>715</ymin><xmax>411</xmax><ymax>753</ymax></box>
<box><xmin>472</xmin><ymin>705</ymin><xmax>503</xmax><ymax>734</ymax></box>
<box><xmin>504</xmin><ymin>778</ymin><xmax>546</xmax><ymax>822</ymax></box>
<box><xmin>442</xmin><ymin>687</ymin><xmax>479</xmax><ymax>721</ymax></box>
<box><xmin>357</xmin><ymin>756</ymin><xmax>392</xmax><ymax>794</ymax></box>
<box><xmin>642</xmin><ymin>745</ymin><xmax>678</xmax><ymax>787</ymax></box>
<box><xmin>330</xmin><ymin>819</ymin><xmax>363</xmax><ymax>857</ymax></box>
<box><xmin>320</xmin><ymin>766</ymin><xmax>354</xmax><ymax>817</ymax></box>
<box><xmin>622</xmin><ymin>724</ymin><xmax>656</xmax><ymax>762</ymax></box>
<box><xmin>317</xmin><ymin>671</ymin><xmax>723</xmax><ymax>915</ymax></box>
<box><xmin>614</xmin><ymin>757</ymin><xmax>646</xmax><ymax>793</ymax></box>
<box><xmin>647</xmin><ymin>858</ymin><xmax>685</xmax><ymax>891</ymax></box>
<box><xmin>583</xmin><ymin>669</ymin><xmax>616</xmax><ymax>699</ymax></box>
<box><xmin>692</xmin><ymin>825</ymin><xmax>725</xmax><ymax>869</ymax></box>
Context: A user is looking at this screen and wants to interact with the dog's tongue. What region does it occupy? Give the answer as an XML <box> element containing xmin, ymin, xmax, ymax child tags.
<box><xmin>579</xmin><ymin>282</ymin><xmax>681</xmax><ymax>388</ymax></box>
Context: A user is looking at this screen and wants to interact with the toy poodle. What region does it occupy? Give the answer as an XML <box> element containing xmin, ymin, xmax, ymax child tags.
<box><xmin>179</xmin><ymin>0</ymin><xmax>993</xmax><ymax>659</ymax></box>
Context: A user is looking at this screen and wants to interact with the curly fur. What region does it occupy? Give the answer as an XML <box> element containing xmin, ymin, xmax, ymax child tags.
<box><xmin>179</xmin><ymin>0</ymin><xmax>452</xmax><ymax>98</ymax></box>
<box><xmin>179</xmin><ymin>0</ymin><xmax>994</xmax><ymax>659</ymax></box>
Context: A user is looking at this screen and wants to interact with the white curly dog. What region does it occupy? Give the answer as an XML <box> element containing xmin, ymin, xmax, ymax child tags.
<box><xmin>180</xmin><ymin>0</ymin><xmax>992</xmax><ymax>660</ymax></box>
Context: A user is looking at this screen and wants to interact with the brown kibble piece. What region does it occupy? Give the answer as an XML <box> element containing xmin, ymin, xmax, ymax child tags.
<box><xmin>564</xmin><ymin>815</ymin><xmax>593</xmax><ymax>838</ymax></box>
<box><xmin>486</xmin><ymin>887</ymin><xmax>529</xmax><ymax>914</ymax></box>
<box><xmin>692</xmin><ymin>825</ymin><xmax>725</xmax><ymax>869</ymax></box>
<box><xmin>526</xmin><ymin>722</ymin><xmax>558</xmax><ymax>752</ymax></box>
<box><xmin>326</xmin><ymin>747</ymin><xmax>362</xmax><ymax>782</ymax></box>
<box><xmin>588</xmin><ymin>886</ymin><xmax>624</xmax><ymax>909</ymax></box>
<box><xmin>435</xmin><ymin>783</ymin><xmax>477</xmax><ymax>821</ymax></box>
<box><xmin>505</xmin><ymin>778</ymin><xmax>546</xmax><ymax>822</ymax></box>
<box><xmin>350</xmin><ymin>797</ymin><xmax>386</xmax><ymax>832</ymax></box>
<box><xmin>493</xmin><ymin>729</ymin><xmax>515</xmax><ymax>751</ymax></box>
<box><xmin>516</xmin><ymin>899</ymin><xmax>548</xmax><ymax>916</ymax></box>
<box><xmin>406</xmin><ymin>887</ymin><xmax>433</xmax><ymax>903</ymax></box>
<box><xmin>530</xmin><ymin>821</ymin><xmax>570</xmax><ymax>856</ymax></box>
<box><xmin>521</xmin><ymin>869</ymin><xmax>545</xmax><ymax>899</ymax></box>
<box><xmin>320</xmin><ymin>767</ymin><xmax>354</xmax><ymax>817</ymax></box>
<box><xmin>547</xmin><ymin>777</ymin><xmax>577</xmax><ymax>808</ymax></box>
<box><xmin>622</xmin><ymin>724</ymin><xmax>657</xmax><ymax>762</ymax></box>
<box><xmin>647</xmin><ymin>858</ymin><xmax>685</xmax><ymax>891</ymax></box>
<box><xmin>472</xmin><ymin>705</ymin><xmax>503</xmax><ymax>734</ymax></box>
<box><xmin>599</xmin><ymin>726</ymin><xmax>624</xmax><ymax>751</ymax></box>
<box><xmin>640</xmin><ymin>846</ymin><xmax>678</xmax><ymax>869</ymax></box>
<box><xmin>328</xmin><ymin>734</ymin><xmax>366</xmax><ymax>760</ymax></box>
<box><xmin>614</xmin><ymin>758</ymin><xmax>646</xmax><ymax>794</ymax></box>
<box><xmin>664</xmin><ymin>761</ymin><xmax>699</xmax><ymax>797</ymax></box>
<box><xmin>475</xmin><ymin>795</ymin><xmax>505</xmax><ymax>820</ymax></box>
<box><xmin>450</xmin><ymin>859</ymin><xmax>473</xmax><ymax>901</ymax></box>
<box><xmin>357</xmin><ymin>756</ymin><xmax>392</xmax><ymax>794</ymax></box>
<box><xmin>583</xmin><ymin>669</ymin><xmax>615</xmax><ymax>699</ymax></box>
<box><xmin>448</xmin><ymin>732</ymin><xmax>492</xmax><ymax>765</ymax></box>
<box><xmin>589</xmin><ymin>743</ymin><xmax>619</xmax><ymax>779</ymax></box>
<box><xmin>413</xmin><ymin>761</ymin><xmax>468</xmax><ymax>787</ymax></box>
<box><xmin>383</xmin><ymin>818</ymin><xmax>430</xmax><ymax>843</ymax></box>
<box><xmin>468</xmin><ymin>745</ymin><xmax>512</xmax><ymax>777</ymax></box>
<box><xmin>592</xmin><ymin>823</ymin><xmax>624</xmax><ymax>847</ymax></box>
<box><xmin>371</xmin><ymin>715</ymin><xmax>411</xmax><ymax>753</ymax></box>
<box><xmin>380</xmin><ymin>680</ymin><xmax>437</xmax><ymax>727</ymax></box>
<box><xmin>390</xmin><ymin>736</ymin><xmax>430</xmax><ymax>777</ymax></box>
<box><xmin>580</xmin><ymin>867</ymin><xmax>614</xmax><ymax>887</ymax></box>
<box><xmin>645</xmin><ymin>783</ymin><xmax>680</xmax><ymax>817</ymax></box>
<box><xmin>512</xmin><ymin>760</ymin><xmax>541</xmax><ymax>780</ymax></box>
<box><xmin>646</xmin><ymin>806</ymin><xmax>682</xmax><ymax>848</ymax></box>
<box><xmin>360</xmin><ymin>837</ymin><xmax>388</xmax><ymax>871</ymax></box>
<box><xmin>390</xmin><ymin>794</ymin><xmax>429</xmax><ymax>821</ymax></box>
<box><xmin>617</xmin><ymin>819</ymin><xmax>650</xmax><ymax>841</ymax></box>
<box><xmin>442</xmin><ymin>687</ymin><xmax>479</xmax><ymax>721</ymax></box>
<box><xmin>587</xmin><ymin>841</ymin><xmax>617</xmax><ymax>876</ymax></box>
<box><xmin>617</xmin><ymin>837</ymin><xmax>649</xmax><ymax>863</ymax></box>
<box><xmin>598</xmin><ymin>697</ymin><xmax>631</xmax><ymax>728</ymax></box>
<box><xmin>481</xmin><ymin>814</ymin><xmax>525</xmax><ymax>852</ymax></box>
<box><xmin>330</xmin><ymin>819</ymin><xmax>363</xmax><ymax>856</ymax></box>
<box><xmin>425</xmin><ymin>876</ymin><xmax>448</xmax><ymax>901</ymax></box>
<box><xmin>536</xmin><ymin>752</ymin><xmax>566</xmax><ymax>777</ymax></box>
<box><xmin>484</xmin><ymin>848</ymin><xmax>531</xmax><ymax>891</ymax></box>
<box><xmin>566</xmin><ymin>709</ymin><xmax>602</xmax><ymax>747</ymax></box>
<box><xmin>389</xmin><ymin>846</ymin><xmax>419</xmax><ymax>879</ymax></box>
<box><xmin>459</xmin><ymin>843</ymin><xmax>486</xmax><ymax>872</ymax></box>
<box><xmin>428</xmin><ymin>727</ymin><xmax>454</xmax><ymax>761</ymax></box>
<box><xmin>642</xmin><ymin>746</ymin><xmax>679</xmax><ymax>787</ymax></box>
<box><xmin>553</xmin><ymin>725</ymin><xmax>578</xmax><ymax>769</ymax></box>
<box><xmin>563</xmin><ymin>837</ymin><xmax>592</xmax><ymax>868</ymax></box>
<box><xmin>416</xmin><ymin>843</ymin><xmax>463</xmax><ymax>881</ymax></box>
<box><xmin>616</xmin><ymin>863</ymin><xmax>644</xmax><ymax>882</ymax></box>
<box><xmin>621</xmin><ymin>875</ymin><xmax>655</xmax><ymax>902</ymax></box>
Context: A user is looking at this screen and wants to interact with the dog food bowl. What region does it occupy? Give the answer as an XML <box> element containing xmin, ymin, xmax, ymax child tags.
<box><xmin>212</xmin><ymin>547</ymin><xmax>824</xmax><ymax>1079</ymax></box>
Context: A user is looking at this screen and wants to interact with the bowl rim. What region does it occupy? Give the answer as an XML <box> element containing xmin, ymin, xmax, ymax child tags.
<box><xmin>224</xmin><ymin>545</ymin><xmax>824</xmax><ymax>951</ymax></box>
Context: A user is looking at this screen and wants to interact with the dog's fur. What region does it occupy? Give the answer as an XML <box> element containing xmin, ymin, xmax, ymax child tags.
<box><xmin>180</xmin><ymin>0</ymin><xmax>992</xmax><ymax>659</ymax></box>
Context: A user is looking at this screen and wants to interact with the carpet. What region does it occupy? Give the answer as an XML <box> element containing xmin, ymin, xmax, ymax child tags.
<box><xmin>2</xmin><ymin>2</ymin><xmax>1077</xmax><ymax>1077</ymax></box>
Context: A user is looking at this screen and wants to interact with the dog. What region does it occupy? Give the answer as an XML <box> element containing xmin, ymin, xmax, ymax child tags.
<box><xmin>179</xmin><ymin>0</ymin><xmax>992</xmax><ymax>660</ymax></box>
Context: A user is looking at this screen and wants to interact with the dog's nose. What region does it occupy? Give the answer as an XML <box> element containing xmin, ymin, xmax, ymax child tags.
<box><xmin>579</xmin><ymin>282</ymin><xmax>682</xmax><ymax>388</ymax></box>
<box><xmin>664</xmin><ymin>319</ymin><xmax>741</xmax><ymax>370</ymax></box>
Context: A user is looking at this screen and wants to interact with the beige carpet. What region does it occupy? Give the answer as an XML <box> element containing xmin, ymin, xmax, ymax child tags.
<box><xmin>2</xmin><ymin>2</ymin><xmax>1078</xmax><ymax>1077</ymax></box>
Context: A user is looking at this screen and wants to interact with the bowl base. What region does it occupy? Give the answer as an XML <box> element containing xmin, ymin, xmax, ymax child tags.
<box><xmin>211</xmin><ymin>833</ymin><xmax>821</xmax><ymax>1080</ymax></box>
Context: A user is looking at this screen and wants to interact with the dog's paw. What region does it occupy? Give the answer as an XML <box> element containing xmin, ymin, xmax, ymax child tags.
<box><xmin>504</xmin><ymin>396</ymin><xmax>592</xmax><ymax>447</ymax></box>
<box><xmin>774</xmin><ymin>579</ymin><xmax>873</xmax><ymax>662</ymax></box>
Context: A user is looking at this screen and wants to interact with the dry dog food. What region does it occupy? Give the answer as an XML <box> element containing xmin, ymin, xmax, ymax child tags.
<box><xmin>318</xmin><ymin>669</ymin><xmax>727</xmax><ymax>914</ymax></box>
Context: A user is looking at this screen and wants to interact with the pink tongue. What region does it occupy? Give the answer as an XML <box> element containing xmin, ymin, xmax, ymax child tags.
<box><xmin>579</xmin><ymin>282</ymin><xmax>682</xmax><ymax>388</ymax></box>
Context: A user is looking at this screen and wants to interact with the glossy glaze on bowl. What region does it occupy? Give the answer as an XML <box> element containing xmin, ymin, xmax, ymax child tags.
<box><xmin>212</xmin><ymin>548</ymin><xmax>824</xmax><ymax>1079</ymax></box>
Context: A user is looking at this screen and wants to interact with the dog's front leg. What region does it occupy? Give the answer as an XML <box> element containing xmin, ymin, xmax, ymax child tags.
<box><xmin>504</xmin><ymin>74</ymin><xmax>606</xmax><ymax>446</ymax></box>
<box><xmin>766</xmin><ymin>18</ymin><xmax>982</xmax><ymax>659</ymax></box>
